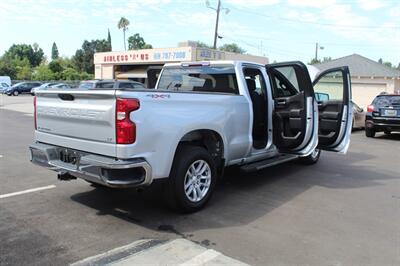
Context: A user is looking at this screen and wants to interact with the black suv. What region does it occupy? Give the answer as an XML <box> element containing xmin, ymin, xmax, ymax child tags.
<box><xmin>6</xmin><ymin>82</ymin><xmax>42</xmax><ymax>96</ymax></box>
<box><xmin>365</xmin><ymin>94</ymin><xmax>400</xmax><ymax>137</ymax></box>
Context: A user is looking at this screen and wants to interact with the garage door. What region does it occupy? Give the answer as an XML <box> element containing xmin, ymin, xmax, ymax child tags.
<box><xmin>352</xmin><ymin>83</ymin><xmax>387</xmax><ymax>109</ymax></box>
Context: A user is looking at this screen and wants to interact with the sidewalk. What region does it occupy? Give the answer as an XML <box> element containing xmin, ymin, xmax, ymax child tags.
<box><xmin>71</xmin><ymin>238</ymin><xmax>248</xmax><ymax>266</ymax></box>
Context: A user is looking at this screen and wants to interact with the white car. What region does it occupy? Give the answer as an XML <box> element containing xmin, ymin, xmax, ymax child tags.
<box><xmin>0</xmin><ymin>82</ymin><xmax>10</xmax><ymax>94</ymax></box>
<box><xmin>30</xmin><ymin>60</ymin><xmax>353</xmax><ymax>212</ymax></box>
<box><xmin>0</xmin><ymin>76</ymin><xmax>11</xmax><ymax>86</ymax></box>
<box><xmin>31</xmin><ymin>83</ymin><xmax>58</xmax><ymax>95</ymax></box>
<box><xmin>50</xmin><ymin>83</ymin><xmax>71</xmax><ymax>89</ymax></box>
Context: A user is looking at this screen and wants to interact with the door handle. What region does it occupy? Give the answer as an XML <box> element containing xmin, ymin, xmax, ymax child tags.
<box><xmin>276</xmin><ymin>100</ymin><xmax>286</xmax><ymax>106</ymax></box>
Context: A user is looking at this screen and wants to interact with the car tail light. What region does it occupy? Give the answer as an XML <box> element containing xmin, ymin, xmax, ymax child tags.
<box><xmin>367</xmin><ymin>105</ymin><xmax>374</xmax><ymax>112</ymax></box>
<box><xmin>33</xmin><ymin>96</ymin><xmax>37</xmax><ymax>130</ymax></box>
<box><xmin>116</xmin><ymin>98</ymin><xmax>140</xmax><ymax>144</ymax></box>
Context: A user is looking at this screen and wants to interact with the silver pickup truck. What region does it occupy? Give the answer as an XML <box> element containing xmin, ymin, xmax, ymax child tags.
<box><xmin>30</xmin><ymin>61</ymin><xmax>352</xmax><ymax>212</ymax></box>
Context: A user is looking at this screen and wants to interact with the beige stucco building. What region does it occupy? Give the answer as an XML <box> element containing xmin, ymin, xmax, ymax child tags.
<box><xmin>316</xmin><ymin>54</ymin><xmax>400</xmax><ymax>109</ymax></box>
<box><xmin>94</xmin><ymin>41</ymin><xmax>269</xmax><ymax>85</ymax></box>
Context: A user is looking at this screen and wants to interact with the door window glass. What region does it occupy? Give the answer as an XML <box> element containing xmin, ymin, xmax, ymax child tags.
<box><xmin>270</xmin><ymin>66</ymin><xmax>301</xmax><ymax>98</ymax></box>
<box><xmin>314</xmin><ymin>71</ymin><xmax>344</xmax><ymax>102</ymax></box>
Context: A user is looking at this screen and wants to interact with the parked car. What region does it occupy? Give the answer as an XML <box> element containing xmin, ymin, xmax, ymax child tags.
<box><xmin>0</xmin><ymin>82</ymin><xmax>10</xmax><ymax>94</ymax></box>
<box><xmin>6</xmin><ymin>82</ymin><xmax>42</xmax><ymax>96</ymax></box>
<box><xmin>352</xmin><ymin>101</ymin><xmax>366</xmax><ymax>129</ymax></box>
<box><xmin>31</xmin><ymin>83</ymin><xmax>58</xmax><ymax>95</ymax></box>
<box><xmin>78</xmin><ymin>80</ymin><xmax>146</xmax><ymax>90</ymax></box>
<box><xmin>365</xmin><ymin>94</ymin><xmax>400</xmax><ymax>137</ymax></box>
<box><xmin>0</xmin><ymin>76</ymin><xmax>11</xmax><ymax>86</ymax></box>
<box><xmin>50</xmin><ymin>83</ymin><xmax>72</xmax><ymax>89</ymax></box>
<box><xmin>30</xmin><ymin>61</ymin><xmax>352</xmax><ymax>212</ymax></box>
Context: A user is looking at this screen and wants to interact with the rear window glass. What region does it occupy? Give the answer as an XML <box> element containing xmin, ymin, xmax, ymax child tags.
<box><xmin>95</xmin><ymin>82</ymin><xmax>114</xmax><ymax>89</ymax></box>
<box><xmin>118</xmin><ymin>82</ymin><xmax>145</xmax><ymax>89</ymax></box>
<box><xmin>79</xmin><ymin>82</ymin><xmax>95</xmax><ymax>89</ymax></box>
<box><xmin>373</xmin><ymin>96</ymin><xmax>400</xmax><ymax>107</ymax></box>
<box><xmin>157</xmin><ymin>66</ymin><xmax>239</xmax><ymax>94</ymax></box>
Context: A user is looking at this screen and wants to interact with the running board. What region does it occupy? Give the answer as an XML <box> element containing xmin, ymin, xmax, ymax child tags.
<box><xmin>240</xmin><ymin>154</ymin><xmax>298</xmax><ymax>173</ymax></box>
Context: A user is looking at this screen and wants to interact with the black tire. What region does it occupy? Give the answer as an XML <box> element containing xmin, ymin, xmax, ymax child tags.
<box><xmin>86</xmin><ymin>180</ymin><xmax>109</xmax><ymax>189</ymax></box>
<box><xmin>165</xmin><ymin>145</ymin><xmax>217</xmax><ymax>213</ymax></box>
<box><xmin>365</xmin><ymin>128</ymin><xmax>375</xmax><ymax>138</ymax></box>
<box><xmin>13</xmin><ymin>90</ymin><xmax>19</xmax><ymax>96</ymax></box>
<box><xmin>299</xmin><ymin>148</ymin><xmax>321</xmax><ymax>165</ymax></box>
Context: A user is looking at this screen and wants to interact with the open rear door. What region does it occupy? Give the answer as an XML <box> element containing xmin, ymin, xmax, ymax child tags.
<box><xmin>313</xmin><ymin>66</ymin><xmax>352</xmax><ymax>153</ymax></box>
<box><xmin>266</xmin><ymin>62</ymin><xmax>318</xmax><ymax>156</ymax></box>
<box><xmin>147</xmin><ymin>66</ymin><xmax>163</xmax><ymax>88</ymax></box>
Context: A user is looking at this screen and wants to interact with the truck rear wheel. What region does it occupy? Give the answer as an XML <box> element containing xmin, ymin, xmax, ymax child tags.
<box><xmin>165</xmin><ymin>145</ymin><xmax>217</xmax><ymax>213</ymax></box>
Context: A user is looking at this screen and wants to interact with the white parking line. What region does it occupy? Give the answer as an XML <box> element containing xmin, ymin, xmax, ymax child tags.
<box><xmin>0</xmin><ymin>185</ymin><xmax>56</xmax><ymax>199</ymax></box>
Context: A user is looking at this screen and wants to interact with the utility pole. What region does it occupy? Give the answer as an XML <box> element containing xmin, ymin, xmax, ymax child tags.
<box><xmin>315</xmin><ymin>42</ymin><xmax>324</xmax><ymax>61</ymax></box>
<box><xmin>206</xmin><ymin>0</ymin><xmax>229</xmax><ymax>49</ymax></box>
<box><xmin>213</xmin><ymin>0</ymin><xmax>221</xmax><ymax>49</ymax></box>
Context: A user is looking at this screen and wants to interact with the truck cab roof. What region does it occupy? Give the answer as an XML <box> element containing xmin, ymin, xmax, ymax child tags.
<box><xmin>163</xmin><ymin>60</ymin><xmax>321</xmax><ymax>82</ymax></box>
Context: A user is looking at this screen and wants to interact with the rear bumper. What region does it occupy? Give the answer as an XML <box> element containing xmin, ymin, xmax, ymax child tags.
<box><xmin>365</xmin><ymin>116</ymin><xmax>400</xmax><ymax>131</ymax></box>
<box><xmin>29</xmin><ymin>142</ymin><xmax>153</xmax><ymax>188</ymax></box>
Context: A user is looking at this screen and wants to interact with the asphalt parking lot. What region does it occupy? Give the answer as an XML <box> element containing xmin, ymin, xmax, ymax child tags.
<box><xmin>1</xmin><ymin>95</ymin><xmax>399</xmax><ymax>265</ymax></box>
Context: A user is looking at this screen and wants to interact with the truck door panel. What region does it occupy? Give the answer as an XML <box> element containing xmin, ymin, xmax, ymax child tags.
<box><xmin>313</xmin><ymin>67</ymin><xmax>352</xmax><ymax>152</ymax></box>
<box><xmin>266</xmin><ymin>62</ymin><xmax>317</xmax><ymax>155</ymax></box>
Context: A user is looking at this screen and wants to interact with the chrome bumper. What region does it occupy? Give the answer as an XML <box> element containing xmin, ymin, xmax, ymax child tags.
<box><xmin>29</xmin><ymin>142</ymin><xmax>153</xmax><ymax>188</ymax></box>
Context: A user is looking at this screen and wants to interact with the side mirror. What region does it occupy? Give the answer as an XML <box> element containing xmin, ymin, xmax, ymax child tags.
<box><xmin>315</xmin><ymin>92</ymin><xmax>330</xmax><ymax>102</ymax></box>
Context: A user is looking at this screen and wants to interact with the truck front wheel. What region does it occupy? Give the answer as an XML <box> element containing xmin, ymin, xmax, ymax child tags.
<box><xmin>299</xmin><ymin>148</ymin><xmax>321</xmax><ymax>165</ymax></box>
<box><xmin>165</xmin><ymin>145</ymin><xmax>217</xmax><ymax>213</ymax></box>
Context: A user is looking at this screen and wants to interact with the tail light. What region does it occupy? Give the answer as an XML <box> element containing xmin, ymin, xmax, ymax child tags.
<box><xmin>33</xmin><ymin>96</ymin><xmax>37</xmax><ymax>130</ymax></box>
<box><xmin>367</xmin><ymin>105</ymin><xmax>374</xmax><ymax>113</ymax></box>
<box><xmin>116</xmin><ymin>98</ymin><xmax>140</xmax><ymax>144</ymax></box>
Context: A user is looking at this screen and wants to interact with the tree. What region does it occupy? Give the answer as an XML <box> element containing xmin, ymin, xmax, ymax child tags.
<box><xmin>322</xmin><ymin>57</ymin><xmax>332</xmax><ymax>62</ymax></box>
<box><xmin>117</xmin><ymin>17</ymin><xmax>130</xmax><ymax>51</ymax></box>
<box><xmin>48</xmin><ymin>60</ymin><xmax>63</xmax><ymax>73</ymax></box>
<box><xmin>397</xmin><ymin>63</ymin><xmax>400</xmax><ymax>70</ymax></box>
<box><xmin>0</xmin><ymin>55</ymin><xmax>34</xmax><ymax>79</ymax></box>
<box><xmin>73</xmin><ymin>39</ymin><xmax>111</xmax><ymax>74</ymax></box>
<box><xmin>195</xmin><ymin>41</ymin><xmax>213</xmax><ymax>49</ymax></box>
<box><xmin>127</xmin><ymin>33</ymin><xmax>153</xmax><ymax>50</ymax></box>
<box><xmin>51</xmin><ymin>42</ymin><xmax>59</xmax><ymax>60</ymax></box>
<box><xmin>32</xmin><ymin>64</ymin><xmax>55</xmax><ymax>81</ymax></box>
<box><xmin>309</xmin><ymin>58</ymin><xmax>321</xmax><ymax>65</ymax></box>
<box><xmin>219</xmin><ymin>43</ymin><xmax>246</xmax><ymax>54</ymax></box>
<box><xmin>383</xmin><ymin>62</ymin><xmax>392</xmax><ymax>68</ymax></box>
<box><xmin>107</xmin><ymin>29</ymin><xmax>112</xmax><ymax>51</ymax></box>
<box><xmin>0</xmin><ymin>55</ymin><xmax>17</xmax><ymax>79</ymax></box>
<box><xmin>378</xmin><ymin>58</ymin><xmax>383</xmax><ymax>64</ymax></box>
<box><xmin>4</xmin><ymin>43</ymin><xmax>44</xmax><ymax>67</ymax></box>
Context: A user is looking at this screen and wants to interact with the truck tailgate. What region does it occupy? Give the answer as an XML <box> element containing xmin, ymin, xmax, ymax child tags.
<box><xmin>35</xmin><ymin>90</ymin><xmax>117</xmax><ymax>156</ymax></box>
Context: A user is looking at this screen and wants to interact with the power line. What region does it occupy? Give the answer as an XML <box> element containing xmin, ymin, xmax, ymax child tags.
<box><xmin>227</xmin><ymin>6</ymin><xmax>400</xmax><ymax>30</ymax></box>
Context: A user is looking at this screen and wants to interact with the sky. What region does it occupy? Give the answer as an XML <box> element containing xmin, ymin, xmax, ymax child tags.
<box><xmin>0</xmin><ymin>0</ymin><xmax>399</xmax><ymax>65</ymax></box>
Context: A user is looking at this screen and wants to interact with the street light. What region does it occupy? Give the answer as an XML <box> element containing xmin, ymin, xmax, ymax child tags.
<box><xmin>315</xmin><ymin>42</ymin><xmax>324</xmax><ymax>61</ymax></box>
